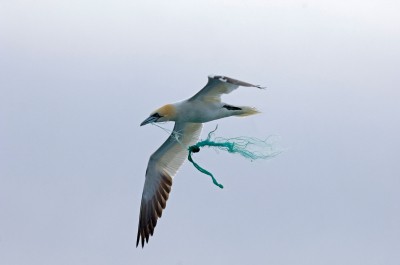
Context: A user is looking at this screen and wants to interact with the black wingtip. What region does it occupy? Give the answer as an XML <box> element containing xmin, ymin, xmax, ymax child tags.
<box><xmin>136</xmin><ymin>234</ymin><xmax>140</xmax><ymax>248</ymax></box>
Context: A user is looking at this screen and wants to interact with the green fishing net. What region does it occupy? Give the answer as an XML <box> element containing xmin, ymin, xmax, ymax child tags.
<box><xmin>188</xmin><ymin>126</ymin><xmax>281</xmax><ymax>189</ymax></box>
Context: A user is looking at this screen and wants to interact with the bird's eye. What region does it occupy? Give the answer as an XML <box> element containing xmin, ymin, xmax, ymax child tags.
<box><xmin>152</xmin><ymin>113</ymin><xmax>162</xmax><ymax>118</ymax></box>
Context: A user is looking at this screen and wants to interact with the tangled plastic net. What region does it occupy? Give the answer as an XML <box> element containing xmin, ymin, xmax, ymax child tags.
<box><xmin>188</xmin><ymin>126</ymin><xmax>281</xmax><ymax>189</ymax></box>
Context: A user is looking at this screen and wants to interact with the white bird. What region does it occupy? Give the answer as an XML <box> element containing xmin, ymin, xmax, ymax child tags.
<box><xmin>137</xmin><ymin>75</ymin><xmax>264</xmax><ymax>247</ymax></box>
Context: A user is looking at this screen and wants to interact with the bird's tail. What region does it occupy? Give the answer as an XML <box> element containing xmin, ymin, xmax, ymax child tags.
<box><xmin>236</xmin><ymin>106</ymin><xmax>260</xmax><ymax>117</ymax></box>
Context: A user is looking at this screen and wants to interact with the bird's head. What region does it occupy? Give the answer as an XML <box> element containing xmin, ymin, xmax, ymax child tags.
<box><xmin>140</xmin><ymin>104</ymin><xmax>177</xmax><ymax>126</ymax></box>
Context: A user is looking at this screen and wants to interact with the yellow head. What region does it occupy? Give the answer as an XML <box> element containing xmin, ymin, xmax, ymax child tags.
<box><xmin>140</xmin><ymin>104</ymin><xmax>177</xmax><ymax>126</ymax></box>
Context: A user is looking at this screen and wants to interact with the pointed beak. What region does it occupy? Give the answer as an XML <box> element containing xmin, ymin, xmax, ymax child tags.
<box><xmin>140</xmin><ymin>116</ymin><xmax>158</xmax><ymax>126</ymax></box>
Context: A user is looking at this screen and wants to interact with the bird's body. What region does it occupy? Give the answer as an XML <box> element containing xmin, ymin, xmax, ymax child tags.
<box><xmin>137</xmin><ymin>75</ymin><xmax>263</xmax><ymax>247</ymax></box>
<box><xmin>167</xmin><ymin>100</ymin><xmax>258</xmax><ymax>123</ymax></box>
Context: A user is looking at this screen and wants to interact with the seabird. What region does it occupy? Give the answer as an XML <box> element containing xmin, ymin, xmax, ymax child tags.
<box><xmin>137</xmin><ymin>75</ymin><xmax>263</xmax><ymax>247</ymax></box>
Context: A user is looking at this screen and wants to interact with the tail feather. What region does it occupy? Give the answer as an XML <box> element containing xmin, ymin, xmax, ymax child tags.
<box><xmin>236</xmin><ymin>106</ymin><xmax>260</xmax><ymax>117</ymax></box>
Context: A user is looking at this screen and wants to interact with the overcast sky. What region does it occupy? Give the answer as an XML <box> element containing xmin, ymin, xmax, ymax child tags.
<box><xmin>1</xmin><ymin>0</ymin><xmax>399</xmax><ymax>264</ymax></box>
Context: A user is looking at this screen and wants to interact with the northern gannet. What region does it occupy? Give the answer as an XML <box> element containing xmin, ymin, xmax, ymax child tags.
<box><xmin>137</xmin><ymin>75</ymin><xmax>263</xmax><ymax>247</ymax></box>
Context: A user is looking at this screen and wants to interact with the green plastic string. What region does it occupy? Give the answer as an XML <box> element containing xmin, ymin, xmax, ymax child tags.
<box><xmin>188</xmin><ymin>126</ymin><xmax>281</xmax><ymax>189</ymax></box>
<box><xmin>188</xmin><ymin>145</ymin><xmax>224</xmax><ymax>189</ymax></box>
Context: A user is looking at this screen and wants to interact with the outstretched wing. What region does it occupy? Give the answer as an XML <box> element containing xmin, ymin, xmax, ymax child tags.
<box><xmin>136</xmin><ymin>122</ymin><xmax>203</xmax><ymax>247</ymax></box>
<box><xmin>189</xmin><ymin>75</ymin><xmax>264</xmax><ymax>102</ymax></box>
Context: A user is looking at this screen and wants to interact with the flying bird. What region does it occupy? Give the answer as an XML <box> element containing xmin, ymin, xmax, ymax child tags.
<box><xmin>137</xmin><ymin>75</ymin><xmax>264</xmax><ymax>247</ymax></box>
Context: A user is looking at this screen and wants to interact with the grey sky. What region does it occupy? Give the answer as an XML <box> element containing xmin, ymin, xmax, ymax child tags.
<box><xmin>1</xmin><ymin>0</ymin><xmax>399</xmax><ymax>264</ymax></box>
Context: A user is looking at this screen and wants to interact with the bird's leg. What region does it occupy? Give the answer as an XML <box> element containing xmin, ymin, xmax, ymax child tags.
<box><xmin>222</xmin><ymin>104</ymin><xmax>242</xmax><ymax>111</ymax></box>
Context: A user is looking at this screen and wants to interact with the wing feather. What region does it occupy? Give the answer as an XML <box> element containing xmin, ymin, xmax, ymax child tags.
<box><xmin>136</xmin><ymin>122</ymin><xmax>202</xmax><ymax>247</ymax></box>
<box><xmin>189</xmin><ymin>75</ymin><xmax>264</xmax><ymax>102</ymax></box>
